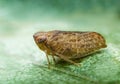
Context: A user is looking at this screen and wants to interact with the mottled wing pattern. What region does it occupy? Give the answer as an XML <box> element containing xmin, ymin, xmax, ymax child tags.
<box><xmin>46</xmin><ymin>31</ymin><xmax>106</xmax><ymax>58</ymax></box>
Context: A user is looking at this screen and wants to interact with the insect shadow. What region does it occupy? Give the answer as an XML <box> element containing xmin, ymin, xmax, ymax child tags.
<box><xmin>54</xmin><ymin>50</ymin><xmax>105</xmax><ymax>67</ymax></box>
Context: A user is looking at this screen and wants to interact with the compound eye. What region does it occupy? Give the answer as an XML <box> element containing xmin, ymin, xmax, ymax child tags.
<box><xmin>38</xmin><ymin>38</ymin><xmax>46</xmax><ymax>43</ymax></box>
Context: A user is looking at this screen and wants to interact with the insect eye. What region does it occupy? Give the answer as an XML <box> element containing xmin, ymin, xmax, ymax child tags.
<box><xmin>38</xmin><ymin>38</ymin><xmax>46</xmax><ymax>43</ymax></box>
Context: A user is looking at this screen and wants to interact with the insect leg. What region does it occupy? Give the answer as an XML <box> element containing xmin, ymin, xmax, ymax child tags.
<box><xmin>52</xmin><ymin>55</ymin><xmax>56</xmax><ymax>63</ymax></box>
<box><xmin>46</xmin><ymin>54</ymin><xmax>51</xmax><ymax>68</ymax></box>
<box><xmin>45</xmin><ymin>50</ymin><xmax>50</xmax><ymax>68</ymax></box>
<box><xmin>55</xmin><ymin>52</ymin><xmax>80</xmax><ymax>66</ymax></box>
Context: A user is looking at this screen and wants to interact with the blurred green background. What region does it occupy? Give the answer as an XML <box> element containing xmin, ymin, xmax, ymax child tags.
<box><xmin>0</xmin><ymin>0</ymin><xmax>120</xmax><ymax>84</ymax></box>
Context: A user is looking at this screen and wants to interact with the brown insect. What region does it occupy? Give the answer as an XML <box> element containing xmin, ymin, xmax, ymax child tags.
<box><xmin>33</xmin><ymin>30</ymin><xmax>107</xmax><ymax>67</ymax></box>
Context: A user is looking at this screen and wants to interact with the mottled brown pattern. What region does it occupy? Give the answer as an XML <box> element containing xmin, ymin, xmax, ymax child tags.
<box><xmin>33</xmin><ymin>30</ymin><xmax>107</xmax><ymax>67</ymax></box>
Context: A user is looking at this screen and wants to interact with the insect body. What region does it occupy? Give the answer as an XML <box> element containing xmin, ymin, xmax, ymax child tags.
<box><xmin>33</xmin><ymin>30</ymin><xmax>107</xmax><ymax>67</ymax></box>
